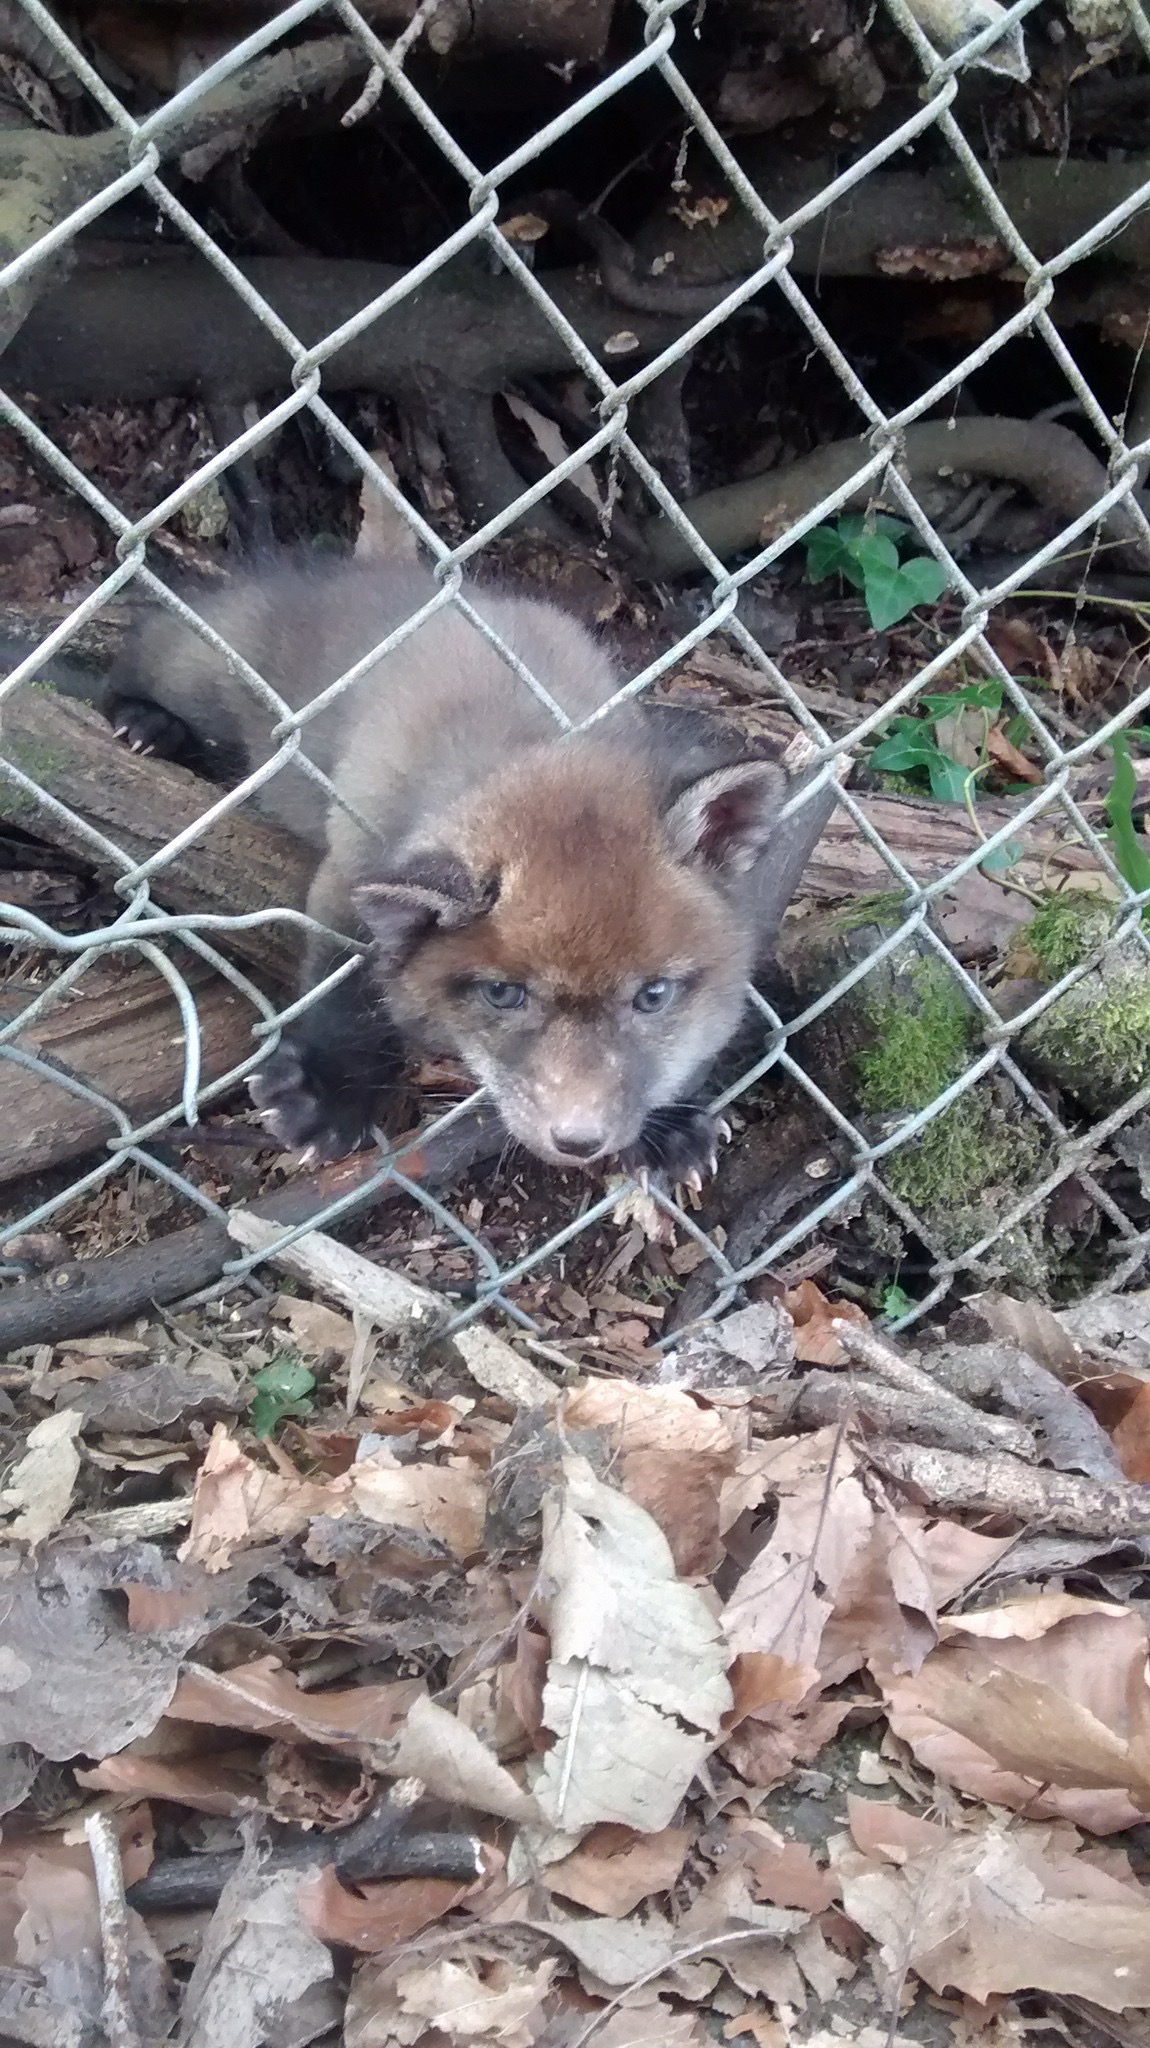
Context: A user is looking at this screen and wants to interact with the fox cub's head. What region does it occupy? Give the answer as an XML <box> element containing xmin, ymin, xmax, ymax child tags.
<box><xmin>352</xmin><ymin>744</ymin><xmax>785</xmax><ymax>1169</ymax></box>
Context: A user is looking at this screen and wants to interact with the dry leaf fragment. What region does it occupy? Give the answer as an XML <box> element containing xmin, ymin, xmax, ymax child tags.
<box><xmin>177</xmin><ymin>1426</ymin><xmax>332</xmax><ymax>1571</ymax></box>
<box><xmin>986</xmin><ymin>724</ymin><xmax>1042</xmax><ymax>783</ymax></box>
<box><xmin>721</xmin><ymin>1431</ymin><xmax>872</xmax><ymax>1677</ymax></box>
<box><xmin>563</xmin><ymin>1380</ymin><xmax>744</xmax><ymax>1576</ymax></box>
<box><xmin>300</xmin><ymin>1866</ymin><xmax>473</xmax><ymax>1950</ymax></box>
<box><xmin>0</xmin><ymin>1409</ymin><xmax>82</xmax><ymax>1545</ymax></box>
<box><xmin>347</xmin><ymin>1949</ymin><xmax>554</xmax><ymax>2048</ymax></box>
<box><xmin>167</xmin><ymin>1657</ymin><xmax>421</xmax><ymax>1762</ymax></box>
<box><xmin>878</xmin><ymin>1595</ymin><xmax>1150</xmax><ymax>1830</ymax></box>
<box><xmin>544</xmin><ymin>1823</ymin><xmax>692</xmax><ymax>1915</ymax></box>
<box><xmin>350</xmin><ymin>1455</ymin><xmax>487</xmax><ymax>1559</ymax></box>
<box><xmin>390</xmin><ymin>1694</ymin><xmax>540</xmax><ymax>1823</ymax></box>
<box><xmin>782</xmin><ymin>1281</ymin><xmax>867</xmax><ymax>1364</ymax></box>
<box><xmin>535</xmin><ymin>1455</ymin><xmax>732</xmax><ymax>1833</ymax></box>
<box><xmin>180</xmin><ymin>1858</ymin><xmax>335</xmax><ymax>2048</ymax></box>
<box><xmin>836</xmin><ymin>1822</ymin><xmax>1150</xmax><ymax>2009</ymax></box>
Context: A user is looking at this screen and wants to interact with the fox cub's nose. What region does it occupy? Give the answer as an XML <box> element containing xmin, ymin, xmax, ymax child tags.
<box><xmin>550</xmin><ymin>1126</ymin><xmax>606</xmax><ymax>1161</ymax></box>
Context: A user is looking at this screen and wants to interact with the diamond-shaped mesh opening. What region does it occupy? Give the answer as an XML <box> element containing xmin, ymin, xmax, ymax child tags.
<box><xmin>4</xmin><ymin>0</ymin><xmax>1150</xmax><ymax>1340</ymax></box>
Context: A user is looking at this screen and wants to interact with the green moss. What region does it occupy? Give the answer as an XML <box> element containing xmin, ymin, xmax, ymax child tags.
<box><xmin>857</xmin><ymin>960</ymin><xmax>973</xmax><ymax>1115</ymax></box>
<box><xmin>833</xmin><ymin>892</ymin><xmax>911</xmax><ymax>935</ymax></box>
<box><xmin>855</xmin><ymin>955</ymin><xmax>1048</xmax><ymax>1273</ymax></box>
<box><xmin>1025</xmin><ymin>895</ymin><xmax>1111</xmax><ymax>981</ymax></box>
<box><xmin>1027</xmin><ymin>958</ymin><xmax>1150</xmax><ymax>1105</ymax></box>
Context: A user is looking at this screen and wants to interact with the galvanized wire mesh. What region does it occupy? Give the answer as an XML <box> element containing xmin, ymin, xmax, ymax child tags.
<box><xmin>3</xmin><ymin>0</ymin><xmax>1150</xmax><ymax>1337</ymax></box>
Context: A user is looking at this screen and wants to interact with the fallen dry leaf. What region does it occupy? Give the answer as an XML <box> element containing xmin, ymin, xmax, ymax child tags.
<box><xmin>782</xmin><ymin>1281</ymin><xmax>868</xmax><ymax>1365</ymax></box>
<box><xmin>350</xmin><ymin>1455</ymin><xmax>486</xmax><ymax>1559</ymax></box>
<box><xmin>1111</xmin><ymin>1384</ymin><xmax>1150</xmax><ymax>1480</ymax></box>
<box><xmin>390</xmin><ymin>1694</ymin><xmax>540</xmax><ymax>1822</ymax></box>
<box><xmin>562</xmin><ymin>1379</ymin><xmax>745</xmax><ymax>1577</ymax></box>
<box><xmin>167</xmin><ymin>1658</ymin><xmax>421</xmax><ymax>1761</ymax></box>
<box><xmin>724</xmin><ymin>1816</ymin><xmax>839</xmax><ymax>1912</ymax></box>
<box><xmin>273</xmin><ymin>1294</ymin><xmax>356</xmax><ymax>1356</ymax></box>
<box><xmin>544</xmin><ymin>1823</ymin><xmax>692</xmax><ymax>1915</ymax></box>
<box><xmin>346</xmin><ymin>1949</ymin><xmax>554</xmax><ymax>2048</ymax></box>
<box><xmin>877</xmin><ymin>1594</ymin><xmax>1150</xmax><ymax>1829</ymax></box>
<box><xmin>721</xmin><ymin>1431</ymin><xmax>872</xmax><ymax>1682</ymax></box>
<box><xmin>836</xmin><ymin>1820</ymin><xmax>1150</xmax><ymax>2009</ymax></box>
<box><xmin>300</xmin><ymin>1866</ymin><xmax>474</xmax><ymax>1950</ymax></box>
<box><xmin>986</xmin><ymin>724</ymin><xmax>1042</xmax><ymax>783</ymax></box>
<box><xmin>0</xmin><ymin>1409</ymin><xmax>82</xmax><ymax>1545</ymax></box>
<box><xmin>535</xmin><ymin>1455</ymin><xmax>732</xmax><ymax>1834</ymax></box>
<box><xmin>180</xmin><ymin>1857</ymin><xmax>336</xmax><ymax>2048</ymax></box>
<box><xmin>177</xmin><ymin>1426</ymin><xmax>332</xmax><ymax>1572</ymax></box>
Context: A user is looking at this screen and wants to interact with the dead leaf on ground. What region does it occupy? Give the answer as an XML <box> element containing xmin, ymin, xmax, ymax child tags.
<box><xmin>721</xmin><ymin>1431</ymin><xmax>872</xmax><ymax>1682</ymax></box>
<box><xmin>877</xmin><ymin>1594</ymin><xmax>1150</xmax><ymax>1830</ymax></box>
<box><xmin>544</xmin><ymin>1823</ymin><xmax>692</xmax><ymax>1916</ymax></box>
<box><xmin>534</xmin><ymin>1455</ymin><xmax>732</xmax><ymax>1835</ymax></box>
<box><xmin>1110</xmin><ymin>1384</ymin><xmax>1150</xmax><ymax>1480</ymax></box>
<box><xmin>0</xmin><ymin>1548</ymin><xmax>223</xmax><ymax>1759</ymax></box>
<box><xmin>350</xmin><ymin>1455</ymin><xmax>487</xmax><ymax>1559</ymax></box>
<box><xmin>723</xmin><ymin>1817</ymin><xmax>839</xmax><ymax>1912</ymax></box>
<box><xmin>781</xmin><ymin>1281</ymin><xmax>868</xmax><ymax>1365</ymax></box>
<box><xmin>836</xmin><ymin>1819</ymin><xmax>1150</xmax><ymax>2009</ymax></box>
<box><xmin>987</xmin><ymin>724</ymin><xmax>1042</xmax><ymax>783</ymax></box>
<box><xmin>0</xmin><ymin>1409</ymin><xmax>82</xmax><ymax>1545</ymax></box>
<box><xmin>563</xmin><ymin>1379</ymin><xmax>745</xmax><ymax>1578</ymax></box>
<box><xmin>179</xmin><ymin>1855</ymin><xmax>336</xmax><ymax>2048</ymax></box>
<box><xmin>272</xmin><ymin>1294</ymin><xmax>356</xmax><ymax>1356</ymax></box>
<box><xmin>300</xmin><ymin>1867</ymin><xmax>475</xmax><ymax>1950</ymax></box>
<box><xmin>166</xmin><ymin>1658</ymin><xmax>421</xmax><ymax>1761</ymax></box>
<box><xmin>66</xmin><ymin>1358</ymin><xmax>240</xmax><ymax>1434</ymax></box>
<box><xmin>345</xmin><ymin>1948</ymin><xmax>554</xmax><ymax>2048</ymax></box>
<box><xmin>177</xmin><ymin>1426</ymin><xmax>333</xmax><ymax>1572</ymax></box>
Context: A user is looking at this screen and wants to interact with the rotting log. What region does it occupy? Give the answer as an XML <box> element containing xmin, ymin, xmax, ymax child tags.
<box><xmin>0</xmin><ymin>958</ymin><xmax>254</xmax><ymax>1187</ymax></box>
<box><xmin>0</xmin><ymin>692</ymin><xmax>312</xmax><ymax>983</ymax></box>
<box><xmin>0</xmin><ymin>1104</ymin><xmax>504</xmax><ymax>1352</ymax></box>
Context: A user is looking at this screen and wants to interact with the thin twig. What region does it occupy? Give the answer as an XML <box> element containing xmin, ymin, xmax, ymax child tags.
<box><xmin>85</xmin><ymin>1812</ymin><xmax>142</xmax><ymax>2048</ymax></box>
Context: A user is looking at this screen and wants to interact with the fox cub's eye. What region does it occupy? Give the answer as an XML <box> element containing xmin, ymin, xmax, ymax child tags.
<box><xmin>633</xmin><ymin>978</ymin><xmax>678</xmax><ymax>1015</ymax></box>
<box><xmin>477</xmin><ymin>979</ymin><xmax>528</xmax><ymax>1011</ymax></box>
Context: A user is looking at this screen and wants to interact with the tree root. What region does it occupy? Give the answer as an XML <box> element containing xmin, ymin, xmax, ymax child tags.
<box><xmin>641</xmin><ymin>418</ymin><xmax>1150</xmax><ymax>574</ymax></box>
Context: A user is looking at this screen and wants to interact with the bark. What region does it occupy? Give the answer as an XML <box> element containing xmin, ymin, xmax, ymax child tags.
<box><xmin>0</xmin><ymin>36</ymin><xmax>368</xmax><ymax>349</ymax></box>
<box><xmin>0</xmin><ymin>692</ymin><xmax>312</xmax><ymax>983</ymax></box>
<box><xmin>633</xmin><ymin>150</ymin><xmax>1150</xmax><ymax>285</ymax></box>
<box><xmin>642</xmin><ymin>419</ymin><xmax>1150</xmax><ymax>574</ymax></box>
<box><xmin>6</xmin><ymin>249</ymin><xmax>696</xmax><ymax>404</ymax></box>
<box><xmin>0</xmin><ymin>958</ymin><xmax>254</xmax><ymax>1187</ymax></box>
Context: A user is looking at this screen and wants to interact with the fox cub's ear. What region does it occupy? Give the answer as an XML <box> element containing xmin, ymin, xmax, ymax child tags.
<box><xmin>353</xmin><ymin>854</ymin><xmax>497</xmax><ymax>970</ymax></box>
<box><xmin>663</xmin><ymin>760</ymin><xmax>787</xmax><ymax>876</ymax></box>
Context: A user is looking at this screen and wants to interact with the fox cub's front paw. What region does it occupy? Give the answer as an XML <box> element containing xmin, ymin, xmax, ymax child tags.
<box><xmin>249</xmin><ymin>1041</ymin><xmax>378</xmax><ymax>1162</ymax></box>
<box><xmin>621</xmin><ymin>1105</ymin><xmax>731</xmax><ymax>1191</ymax></box>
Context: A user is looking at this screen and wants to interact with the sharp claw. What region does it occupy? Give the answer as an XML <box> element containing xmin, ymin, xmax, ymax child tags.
<box><xmin>111</xmin><ymin>723</ymin><xmax>129</xmax><ymax>739</ymax></box>
<box><xmin>637</xmin><ymin>1166</ymin><xmax>650</xmax><ymax>1194</ymax></box>
<box><xmin>128</xmin><ymin>737</ymin><xmax>146</xmax><ymax>753</ymax></box>
<box><xmin>716</xmin><ymin>1118</ymin><xmax>733</xmax><ymax>1145</ymax></box>
<box><xmin>684</xmin><ymin>1169</ymin><xmax>704</xmax><ymax>1195</ymax></box>
<box><xmin>298</xmin><ymin>1144</ymin><xmax>317</xmax><ymax>1168</ymax></box>
<box><xmin>707</xmin><ymin>1153</ymin><xmax>718</xmax><ymax>1178</ymax></box>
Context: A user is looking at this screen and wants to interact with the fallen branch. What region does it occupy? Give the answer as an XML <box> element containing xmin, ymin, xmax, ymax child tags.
<box><xmin>798</xmin><ymin>1368</ymin><xmax>1035</xmax><ymax>1460</ymax></box>
<box><xmin>642</xmin><ymin>419</ymin><xmax>1150</xmax><ymax>574</ymax></box>
<box><xmin>871</xmin><ymin>1437</ymin><xmax>1150</xmax><ymax>1537</ymax></box>
<box><xmin>126</xmin><ymin>1779</ymin><xmax>482</xmax><ymax>1914</ymax></box>
<box><xmin>84</xmin><ymin>1813</ymin><xmax>142</xmax><ymax>2048</ymax></box>
<box><xmin>10</xmin><ymin>249</ymin><xmax>699</xmax><ymax>406</ymax></box>
<box><xmin>227</xmin><ymin>1208</ymin><xmax>450</xmax><ymax>1343</ymax></box>
<box><xmin>928</xmin><ymin>1339</ymin><xmax>1126</xmax><ymax>1484</ymax></box>
<box><xmin>832</xmin><ymin>1319</ymin><xmax>1036</xmax><ymax>1460</ymax></box>
<box><xmin>0</xmin><ymin>36</ymin><xmax>368</xmax><ymax>349</ymax></box>
<box><xmin>0</xmin><ymin>692</ymin><xmax>312</xmax><ymax>983</ymax></box>
<box><xmin>0</xmin><ymin>1103</ymin><xmax>503</xmax><ymax>1351</ymax></box>
<box><xmin>1</xmin><ymin>958</ymin><xmax>256</xmax><ymax>1188</ymax></box>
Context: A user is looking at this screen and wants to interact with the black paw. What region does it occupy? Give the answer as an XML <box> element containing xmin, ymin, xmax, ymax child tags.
<box><xmin>248</xmin><ymin>1041</ymin><xmax>379</xmax><ymax>1161</ymax></box>
<box><xmin>621</xmin><ymin>1104</ymin><xmax>731</xmax><ymax>1190</ymax></box>
<box><xmin>106</xmin><ymin>693</ymin><xmax>191</xmax><ymax>761</ymax></box>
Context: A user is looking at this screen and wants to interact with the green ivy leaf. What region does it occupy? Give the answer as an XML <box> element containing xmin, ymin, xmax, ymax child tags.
<box><xmin>926</xmin><ymin>753</ymin><xmax>972</xmax><ymax>804</ymax></box>
<box><xmin>881</xmin><ymin>1279</ymin><xmax>915</xmax><ymax>1320</ymax></box>
<box><xmin>850</xmin><ymin>531</ymin><xmax>901</xmax><ymax>580</ymax></box>
<box><xmin>863</xmin><ymin>562</ymin><xmax>918</xmax><ymax>632</ymax></box>
<box><xmin>839</xmin><ymin>513</ymin><xmax>907</xmax><ymax>545</ymax></box>
<box><xmin>869</xmin><ymin>728</ymin><xmax>942</xmax><ymax>772</ymax></box>
<box><xmin>804</xmin><ymin>526</ymin><xmax>851</xmax><ymax>582</ymax></box>
<box><xmin>249</xmin><ymin>1356</ymin><xmax>316</xmax><ymax>1439</ymax></box>
<box><xmin>895</xmin><ymin>554</ymin><xmax>948</xmax><ymax>610</ymax></box>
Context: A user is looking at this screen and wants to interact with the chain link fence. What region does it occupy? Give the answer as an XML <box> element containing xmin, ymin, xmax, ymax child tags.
<box><xmin>3</xmin><ymin>0</ymin><xmax>1150</xmax><ymax>1341</ymax></box>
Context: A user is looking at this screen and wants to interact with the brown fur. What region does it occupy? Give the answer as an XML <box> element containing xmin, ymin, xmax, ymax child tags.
<box><xmin>109</xmin><ymin>558</ymin><xmax>786</xmax><ymax>1168</ymax></box>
